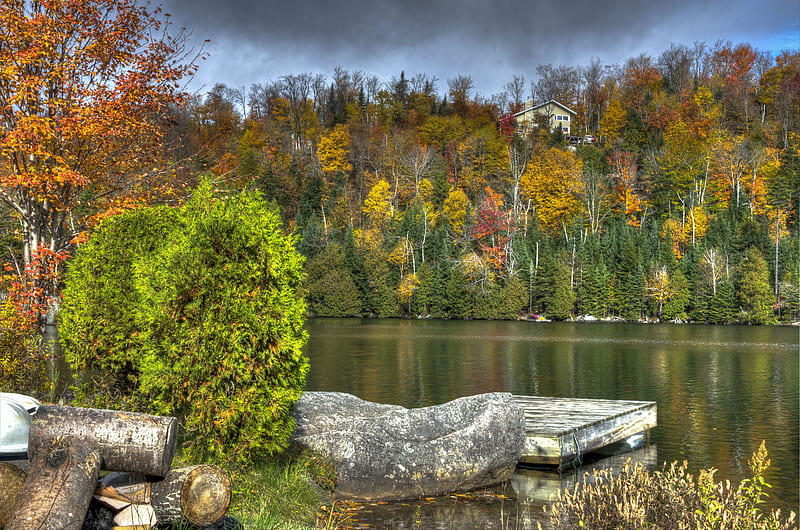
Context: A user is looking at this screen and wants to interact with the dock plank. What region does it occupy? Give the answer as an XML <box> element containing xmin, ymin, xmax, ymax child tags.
<box><xmin>512</xmin><ymin>395</ymin><xmax>657</xmax><ymax>466</ymax></box>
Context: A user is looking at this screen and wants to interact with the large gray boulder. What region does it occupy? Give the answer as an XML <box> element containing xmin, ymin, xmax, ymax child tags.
<box><xmin>291</xmin><ymin>392</ymin><xmax>526</xmax><ymax>500</ymax></box>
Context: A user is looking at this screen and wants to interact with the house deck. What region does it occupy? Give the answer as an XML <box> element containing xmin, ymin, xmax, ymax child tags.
<box><xmin>512</xmin><ymin>395</ymin><xmax>657</xmax><ymax>467</ymax></box>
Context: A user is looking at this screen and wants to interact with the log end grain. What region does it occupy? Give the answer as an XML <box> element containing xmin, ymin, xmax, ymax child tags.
<box><xmin>181</xmin><ymin>465</ymin><xmax>232</xmax><ymax>526</ymax></box>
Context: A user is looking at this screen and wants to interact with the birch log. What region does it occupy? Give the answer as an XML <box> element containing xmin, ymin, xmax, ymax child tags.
<box><xmin>151</xmin><ymin>465</ymin><xmax>232</xmax><ymax>526</ymax></box>
<box><xmin>6</xmin><ymin>437</ymin><xmax>101</xmax><ymax>530</ymax></box>
<box><xmin>0</xmin><ymin>462</ymin><xmax>26</xmax><ymax>527</ymax></box>
<box><xmin>27</xmin><ymin>405</ymin><xmax>177</xmax><ymax>477</ymax></box>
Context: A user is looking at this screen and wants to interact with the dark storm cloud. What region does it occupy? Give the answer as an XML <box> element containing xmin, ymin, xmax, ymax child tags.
<box><xmin>160</xmin><ymin>0</ymin><xmax>800</xmax><ymax>95</ymax></box>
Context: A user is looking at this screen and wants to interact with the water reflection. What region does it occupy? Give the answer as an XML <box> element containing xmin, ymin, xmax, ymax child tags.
<box><xmin>304</xmin><ymin>319</ymin><xmax>799</xmax><ymax>520</ymax></box>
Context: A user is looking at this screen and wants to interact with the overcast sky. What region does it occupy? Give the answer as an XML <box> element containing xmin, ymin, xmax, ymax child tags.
<box><xmin>159</xmin><ymin>0</ymin><xmax>800</xmax><ymax>98</ymax></box>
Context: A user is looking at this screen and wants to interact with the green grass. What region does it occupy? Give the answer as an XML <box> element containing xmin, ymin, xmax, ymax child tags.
<box><xmin>225</xmin><ymin>449</ymin><xmax>336</xmax><ymax>529</ymax></box>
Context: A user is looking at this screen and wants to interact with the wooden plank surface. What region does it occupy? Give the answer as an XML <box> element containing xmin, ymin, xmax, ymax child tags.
<box><xmin>512</xmin><ymin>395</ymin><xmax>657</xmax><ymax>465</ymax></box>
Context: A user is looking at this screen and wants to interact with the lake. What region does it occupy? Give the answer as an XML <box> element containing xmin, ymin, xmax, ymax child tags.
<box><xmin>303</xmin><ymin>319</ymin><xmax>799</xmax><ymax>526</ymax></box>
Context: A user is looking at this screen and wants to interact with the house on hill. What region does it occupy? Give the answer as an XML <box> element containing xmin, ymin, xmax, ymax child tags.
<box><xmin>513</xmin><ymin>100</ymin><xmax>576</xmax><ymax>135</ymax></box>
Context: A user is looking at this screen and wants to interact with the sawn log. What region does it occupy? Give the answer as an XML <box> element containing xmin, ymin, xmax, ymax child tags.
<box><xmin>27</xmin><ymin>405</ymin><xmax>177</xmax><ymax>477</ymax></box>
<box><xmin>6</xmin><ymin>437</ymin><xmax>101</xmax><ymax>530</ymax></box>
<box><xmin>0</xmin><ymin>462</ymin><xmax>26</xmax><ymax>528</ymax></box>
<box><xmin>97</xmin><ymin>465</ymin><xmax>232</xmax><ymax>526</ymax></box>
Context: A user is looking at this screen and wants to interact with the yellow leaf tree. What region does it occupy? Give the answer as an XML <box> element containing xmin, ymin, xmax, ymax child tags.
<box><xmin>362</xmin><ymin>178</ymin><xmax>393</xmax><ymax>229</ymax></box>
<box><xmin>441</xmin><ymin>187</ymin><xmax>469</xmax><ymax>237</ymax></box>
<box><xmin>520</xmin><ymin>148</ymin><xmax>584</xmax><ymax>235</ymax></box>
<box><xmin>599</xmin><ymin>98</ymin><xmax>627</xmax><ymax>143</ymax></box>
<box><xmin>317</xmin><ymin>124</ymin><xmax>353</xmax><ymax>176</ymax></box>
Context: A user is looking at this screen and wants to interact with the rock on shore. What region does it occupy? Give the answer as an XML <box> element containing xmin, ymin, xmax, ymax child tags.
<box><xmin>291</xmin><ymin>392</ymin><xmax>526</xmax><ymax>500</ymax></box>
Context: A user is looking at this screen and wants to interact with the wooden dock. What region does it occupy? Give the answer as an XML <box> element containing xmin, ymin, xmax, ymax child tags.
<box><xmin>511</xmin><ymin>444</ymin><xmax>658</xmax><ymax>503</ymax></box>
<box><xmin>512</xmin><ymin>395</ymin><xmax>657</xmax><ymax>467</ymax></box>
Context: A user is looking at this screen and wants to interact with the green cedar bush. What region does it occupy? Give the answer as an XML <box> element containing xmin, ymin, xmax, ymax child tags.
<box><xmin>60</xmin><ymin>181</ymin><xmax>309</xmax><ymax>464</ymax></box>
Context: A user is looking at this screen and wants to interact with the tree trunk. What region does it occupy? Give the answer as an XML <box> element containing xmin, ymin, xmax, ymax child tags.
<box><xmin>28</xmin><ymin>405</ymin><xmax>177</xmax><ymax>477</ymax></box>
<box><xmin>0</xmin><ymin>463</ymin><xmax>26</xmax><ymax>527</ymax></box>
<box><xmin>6</xmin><ymin>437</ymin><xmax>101</xmax><ymax>530</ymax></box>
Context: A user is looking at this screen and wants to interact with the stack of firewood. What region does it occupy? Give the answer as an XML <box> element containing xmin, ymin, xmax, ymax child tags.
<box><xmin>0</xmin><ymin>405</ymin><xmax>232</xmax><ymax>529</ymax></box>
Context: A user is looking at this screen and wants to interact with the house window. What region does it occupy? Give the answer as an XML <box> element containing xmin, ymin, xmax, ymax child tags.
<box><xmin>555</xmin><ymin>115</ymin><xmax>569</xmax><ymax>121</ymax></box>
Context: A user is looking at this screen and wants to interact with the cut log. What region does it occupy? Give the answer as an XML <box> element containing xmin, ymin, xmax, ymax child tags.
<box><xmin>0</xmin><ymin>462</ymin><xmax>26</xmax><ymax>527</ymax></box>
<box><xmin>6</xmin><ymin>436</ymin><xmax>101</xmax><ymax>530</ymax></box>
<box><xmin>102</xmin><ymin>465</ymin><xmax>232</xmax><ymax>526</ymax></box>
<box><xmin>92</xmin><ymin>466</ymin><xmax>231</xmax><ymax>526</ymax></box>
<box><xmin>28</xmin><ymin>405</ymin><xmax>177</xmax><ymax>476</ymax></box>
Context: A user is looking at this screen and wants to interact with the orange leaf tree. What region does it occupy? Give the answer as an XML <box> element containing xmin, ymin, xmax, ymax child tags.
<box><xmin>0</xmin><ymin>0</ymin><xmax>200</xmax><ymax>268</ymax></box>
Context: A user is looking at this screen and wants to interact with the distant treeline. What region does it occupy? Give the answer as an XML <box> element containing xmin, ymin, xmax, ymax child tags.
<box><xmin>175</xmin><ymin>41</ymin><xmax>799</xmax><ymax>323</ymax></box>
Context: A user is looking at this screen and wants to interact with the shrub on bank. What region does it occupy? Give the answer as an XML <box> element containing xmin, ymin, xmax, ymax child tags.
<box><xmin>60</xmin><ymin>180</ymin><xmax>309</xmax><ymax>464</ymax></box>
<box><xmin>0</xmin><ymin>300</ymin><xmax>51</xmax><ymax>397</ymax></box>
<box><xmin>544</xmin><ymin>441</ymin><xmax>797</xmax><ymax>530</ymax></box>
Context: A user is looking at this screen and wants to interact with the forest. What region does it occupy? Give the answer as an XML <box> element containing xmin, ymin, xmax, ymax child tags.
<box><xmin>176</xmin><ymin>42</ymin><xmax>799</xmax><ymax>324</ymax></box>
<box><xmin>0</xmin><ymin>7</ymin><xmax>798</xmax><ymax>326</ymax></box>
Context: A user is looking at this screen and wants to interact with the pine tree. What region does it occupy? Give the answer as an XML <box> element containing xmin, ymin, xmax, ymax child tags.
<box><xmin>662</xmin><ymin>268</ymin><xmax>691</xmax><ymax>322</ymax></box>
<box><xmin>444</xmin><ymin>263</ymin><xmax>475</xmax><ymax>319</ymax></box>
<box><xmin>615</xmin><ymin>238</ymin><xmax>646</xmax><ymax>320</ymax></box>
<box><xmin>305</xmin><ymin>243</ymin><xmax>363</xmax><ymax>317</ymax></box>
<box><xmin>578</xmin><ymin>261</ymin><xmax>611</xmax><ymax>318</ymax></box>
<box><xmin>497</xmin><ymin>275</ymin><xmax>528</xmax><ymax>319</ymax></box>
<box><xmin>550</xmin><ymin>252</ymin><xmax>576</xmax><ymax>320</ymax></box>
<box><xmin>707</xmin><ymin>278</ymin><xmax>737</xmax><ymax>324</ymax></box>
<box><xmin>736</xmin><ymin>246</ymin><xmax>775</xmax><ymax>324</ymax></box>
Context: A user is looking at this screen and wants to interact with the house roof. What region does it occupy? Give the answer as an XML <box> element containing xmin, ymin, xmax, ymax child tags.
<box><xmin>513</xmin><ymin>99</ymin><xmax>577</xmax><ymax>118</ymax></box>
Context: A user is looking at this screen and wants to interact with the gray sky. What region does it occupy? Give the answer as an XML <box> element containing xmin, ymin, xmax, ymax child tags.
<box><xmin>160</xmin><ymin>0</ymin><xmax>800</xmax><ymax>98</ymax></box>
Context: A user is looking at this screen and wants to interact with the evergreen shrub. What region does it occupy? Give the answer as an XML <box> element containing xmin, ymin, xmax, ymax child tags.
<box><xmin>60</xmin><ymin>181</ymin><xmax>309</xmax><ymax>464</ymax></box>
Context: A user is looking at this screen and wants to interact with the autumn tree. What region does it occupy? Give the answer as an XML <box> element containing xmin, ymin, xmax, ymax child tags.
<box><xmin>521</xmin><ymin>147</ymin><xmax>584</xmax><ymax>235</ymax></box>
<box><xmin>0</xmin><ymin>0</ymin><xmax>200</xmax><ymax>269</ymax></box>
<box><xmin>317</xmin><ymin>124</ymin><xmax>353</xmax><ymax>177</ymax></box>
<box><xmin>447</xmin><ymin>75</ymin><xmax>474</xmax><ymax>119</ymax></box>
<box><xmin>192</xmin><ymin>83</ymin><xmax>242</xmax><ymax>169</ymax></box>
<box><xmin>441</xmin><ymin>187</ymin><xmax>470</xmax><ymax>238</ymax></box>
<box><xmin>645</xmin><ymin>264</ymin><xmax>670</xmax><ymax>318</ymax></box>
<box><xmin>471</xmin><ymin>187</ymin><xmax>513</xmax><ymax>273</ymax></box>
<box><xmin>756</xmin><ymin>51</ymin><xmax>800</xmax><ymax>148</ymax></box>
<box><xmin>608</xmin><ymin>150</ymin><xmax>645</xmax><ymax>227</ymax></box>
<box><xmin>600</xmin><ymin>98</ymin><xmax>627</xmax><ymax>144</ymax></box>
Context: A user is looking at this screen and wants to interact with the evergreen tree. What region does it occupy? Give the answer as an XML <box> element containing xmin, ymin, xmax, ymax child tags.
<box><xmin>615</xmin><ymin>238</ymin><xmax>646</xmax><ymax>320</ymax></box>
<box><xmin>305</xmin><ymin>243</ymin><xmax>363</xmax><ymax>317</ymax></box>
<box><xmin>577</xmin><ymin>261</ymin><xmax>611</xmax><ymax>318</ymax></box>
<box><xmin>444</xmin><ymin>265</ymin><xmax>474</xmax><ymax>318</ymax></box>
<box><xmin>707</xmin><ymin>278</ymin><xmax>737</xmax><ymax>324</ymax></box>
<box><xmin>413</xmin><ymin>262</ymin><xmax>434</xmax><ymax>316</ymax></box>
<box><xmin>550</xmin><ymin>251</ymin><xmax>576</xmax><ymax>320</ymax></box>
<box><xmin>61</xmin><ymin>181</ymin><xmax>308</xmax><ymax>464</ymax></box>
<box><xmin>497</xmin><ymin>275</ymin><xmax>528</xmax><ymax>319</ymax></box>
<box><xmin>363</xmin><ymin>250</ymin><xmax>400</xmax><ymax>317</ymax></box>
<box><xmin>342</xmin><ymin>228</ymin><xmax>370</xmax><ymax>307</ymax></box>
<box><xmin>736</xmin><ymin>246</ymin><xmax>775</xmax><ymax>324</ymax></box>
<box><xmin>662</xmin><ymin>268</ymin><xmax>691</xmax><ymax>321</ymax></box>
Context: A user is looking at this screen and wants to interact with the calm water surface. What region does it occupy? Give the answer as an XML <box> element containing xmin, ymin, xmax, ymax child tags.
<box><xmin>303</xmin><ymin>319</ymin><xmax>799</xmax><ymax>525</ymax></box>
